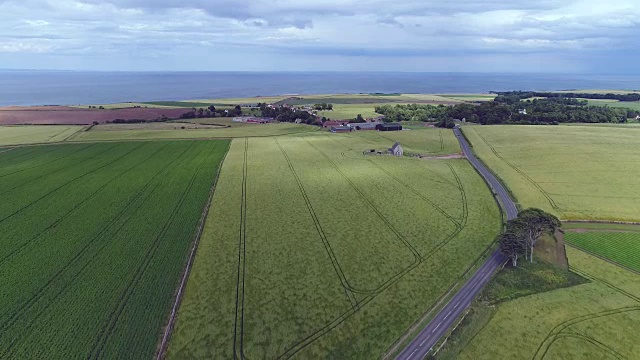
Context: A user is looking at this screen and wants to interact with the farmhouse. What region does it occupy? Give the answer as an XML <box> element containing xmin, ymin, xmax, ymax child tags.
<box><xmin>330</xmin><ymin>126</ymin><xmax>352</xmax><ymax>133</ymax></box>
<box><xmin>389</xmin><ymin>142</ymin><xmax>403</xmax><ymax>156</ymax></box>
<box><xmin>376</xmin><ymin>123</ymin><xmax>403</xmax><ymax>131</ymax></box>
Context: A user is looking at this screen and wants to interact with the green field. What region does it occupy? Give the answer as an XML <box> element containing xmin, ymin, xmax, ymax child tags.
<box><xmin>462</xmin><ymin>125</ymin><xmax>640</xmax><ymax>221</ymax></box>
<box><xmin>0</xmin><ymin>125</ymin><xmax>84</xmax><ymax>146</ymax></box>
<box><xmin>454</xmin><ymin>246</ymin><xmax>640</xmax><ymax>360</ymax></box>
<box><xmin>583</xmin><ymin>99</ymin><xmax>640</xmax><ymax>111</ymax></box>
<box><xmin>317</xmin><ymin>103</ymin><xmax>388</xmax><ymax>120</ymax></box>
<box><xmin>166</xmin><ymin>131</ymin><xmax>501</xmax><ymax>359</ymax></box>
<box><xmin>565</xmin><ymin>232</ymin><xmax>640</xmax><ymax>272</ymax></box>
<box><xmin>68</xmin><ymin>121</ymin><xmax>318</xmax><ymax>141</ymax></box>
<box><xmin>0</xmin><ymin>140</ymin><xmax>228</xmax><ymax>358</ymax></box>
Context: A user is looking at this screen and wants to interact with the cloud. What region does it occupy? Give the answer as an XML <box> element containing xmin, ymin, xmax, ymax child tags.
<box><xmin>0</xmin><ymin>0</ymin><xmax>637</xmax><ymax>71</ymax></box>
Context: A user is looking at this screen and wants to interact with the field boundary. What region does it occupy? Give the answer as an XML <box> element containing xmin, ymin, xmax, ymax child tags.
<box><xmin>563</xmin><ymin>220</ymin><xmax>640</xmax><ymax>226</ymax></box>
<box><xmin>233</xmin><ymin>138</ymin><xmax>249</xmax><ymax>360</ymax></box>
<box><xmin>156</xmin><ymin>140</ymin><xmax>231</xmax><ymax>360</ymax></box>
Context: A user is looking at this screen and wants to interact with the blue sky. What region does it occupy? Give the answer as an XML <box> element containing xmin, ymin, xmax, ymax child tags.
<box><xmin>0</xmin><ymin>0</ymin><xmax>638</xmax><ymax>72</ymax></box>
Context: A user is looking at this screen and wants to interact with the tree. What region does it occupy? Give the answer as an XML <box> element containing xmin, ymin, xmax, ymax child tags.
<box><xmin>517</xmin><ymin>208</ymin><xmax>561</xmax><ymax>263</ymax></box>
<box><xmin>499</xmin><ymin>208</ymin><xmax>561</xmax><ymax>265</ymax></box>
<box><xmin>351</xmin><ymin>114</ymin><xmax>365</xmax><ymax>123</ymax></box>
<box><xmin>498</xmin><ymin>230</ymin><xmax>526</xmax><ymax>267</ymax></box>
<box><xmin>234</xmin><ymin>105</ymin><xmax>242</xmax><ymax>116</ymax></box>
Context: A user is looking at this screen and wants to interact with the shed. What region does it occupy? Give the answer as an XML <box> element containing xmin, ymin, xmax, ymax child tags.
<box><xmin>330</xmin><ymin>126</ymin><xmax>352</xmax><ymax>133</ymax></box>
<box><xmin>389</xmin><ymin>142</ymin><xmax>403</xmax><ymax>156</ymax></box>
<box><xmin>376</xmin><ymin>123</ymin><xmax>403</xmax><ymax>131</ymax></box>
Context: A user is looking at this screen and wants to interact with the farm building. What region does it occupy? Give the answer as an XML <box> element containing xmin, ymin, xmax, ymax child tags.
<box><xmin>352</xmin><ymin>122</ymin><xmax>381</xmax><ymax>130</ymax></box>
<box><xmin>330</xmin><ymin>126</ymin><xmax>352</xmax><ymax>133</ymax></box>
<box><xmin>323</xmin><ymin>120</ymin><xmax>350</xmax><ymax>128</ymax></box>
<box><xmin>389</xmin><ymin>142</ymin><xmax>403</xmax><ymax>156</ymax></box>
<box><xmin>518</xmin><ymin>109</ymin><xmax>528</xmax><ymax>115</ymax></box>
<box><xmin>376</xmin><ymin>123</ymin><xmax>403</xmax><ymax>131</ymax></box>
<box><xmin>233</xmin><ymin>117</ymin><xmax>272</xmax><ymax>123</ymax></box>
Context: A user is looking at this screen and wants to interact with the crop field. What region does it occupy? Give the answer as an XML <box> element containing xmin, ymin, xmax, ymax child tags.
<box><xmin>454</xmin><ymin>246</ymin><xmax>640</xmax><ymax>360</ymax></box>
<box><xmin>461</xmin><ymin>125</ymin><xmax>640</xmax><ymax>221</ymax></box>
<box><xmin>438</xmin><ymin>94</ymin><xmax>497</xmax><ymax>102</ymax></box>
<box><xmin>317</xmin><ymin>103</ymin><xmax>390</xmax><ymax>120</ymax></box>
<box><xmin>565</xmin><ymin>232</ymin><xmax>640</xmax><ymax>273</ymax></box>
<box><xmin>0</xmin><ymin>125</ymin><xmax>84</xmax><ymax>146</ymax></box>
<box><xmin>348</xmin><ymin>128</ymin><xmax>461</xmax><ymax>155</ymax></box>
<box><xmin>166</xmin><ymin>132</ymin><xmax>501</xmax><ymax>359</ymax></box>
<box><xmin>0</xmin><ymin>106</ymin><xmax>191</xmax><ymax>125</ymax></box>
<box><xmin>583</xmin><ymin>99</ymin><xmax>640</xmax><ymax>111</ymax></box>
<box><xmin>0</xmin><ymin>140</ymin><xmax>228</xmax><ymax>358</ymax></box>
<box><xmin>190</xmin><ymin>93</ymin><xmax>464</xmax><ymax>105</ymax></box>
<box><xmin>68</xmin><ymin>121</ymin><xmax>319</xmax><ymax>141</ymax></box>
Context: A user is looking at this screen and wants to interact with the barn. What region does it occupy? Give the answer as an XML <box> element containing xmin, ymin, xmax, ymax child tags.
<box><xmin>376</xmin><ymin>123</ymin><xmax>403</xmax><ymax>131</ymax></box>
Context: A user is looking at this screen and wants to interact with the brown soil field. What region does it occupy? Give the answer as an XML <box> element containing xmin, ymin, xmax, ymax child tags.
<box><xmin>0</xmin><ymin>106</ymin><xmax>191</xmax><ymax>125</ymax></box>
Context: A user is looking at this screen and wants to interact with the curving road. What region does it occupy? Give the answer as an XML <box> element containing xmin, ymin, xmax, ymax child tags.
<box><xmin>396</xmin><ymin>126</ymin><xmax>516</xmax><ymax>360</ymax></box>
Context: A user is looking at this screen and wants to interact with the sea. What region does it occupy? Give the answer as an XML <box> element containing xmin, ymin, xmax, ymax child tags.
<box><xmin>1</xmin><ymin>71</ymin><xmax>639</xmax><ymax>107</ymax></box>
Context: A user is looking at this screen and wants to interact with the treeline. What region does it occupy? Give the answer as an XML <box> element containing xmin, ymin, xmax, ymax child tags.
<box><xmin>450</xmin><ymin>100</ymin><xmax>628</xmax><ymax>125</ymax></box>
<box><xmin>494</xmin><ymin>91</ymin><xmax>640</xmax><ymax>102</ymax></box>
<box><xmin>259</xmin><ymin>104</ymin><xmax>320</xmax><ymax>125</ymax></box>
<box><xmin>109</xmin><ymin>117</ymin><xmax>168</xmax><ymax>124</ymax></box>
<box><xmin>375</xmin><ymin>99</ymin><xmax>630</xmax><ymax>126</ymax></box>
<box><xmin>180</xmin><ymin>105</ymin><xmax>242</xmax><ymax>119</ymax></box>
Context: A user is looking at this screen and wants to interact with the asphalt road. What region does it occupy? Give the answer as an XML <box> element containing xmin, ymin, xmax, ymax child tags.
<box><xmin>395</xmin><ymin>126</ymin><xmax>516</xmax><ymax>360</ymax></box>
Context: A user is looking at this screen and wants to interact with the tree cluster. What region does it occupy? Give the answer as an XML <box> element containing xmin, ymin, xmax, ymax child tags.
<box><xmin>448</xmin><ymin>99</ymin><xmax>627</xmax><ymax>125</ymax></box>
<box><xmin>374</xmin><ymin>104</ymin><xmax>449</xmax><ymax>123</ymax></box>
<box><xmin>494</xmin><ymin>91</ymin><xmax>640</xmax><ymax>102</ymax></box>
<box><xmin>180</xmin><ymin>105</ymin><xmax>242</xmax><ymax>119</ymax></box>
<box><xmin>259</xmin><ymin>104</ymin><xmax>320</xmax><ymax>125</ymax></box>
<box><xmin>109</xmin><ymin>116</ymin><xmax>169</xmax><ymax>124</ymax></box>
<box><xmin>498</xmin><ymin>209</ymin><xmax>561</xmax><ymax>267</ymax></box>
<box><xmin>313</xmin><ymin>103</ymin><xmax>333</xmax><ymax>111</ymax></box>
<box><xmin>349</xmin><ymin>114</ymin><xmax>366</xmax><ymax>123</ymax></box>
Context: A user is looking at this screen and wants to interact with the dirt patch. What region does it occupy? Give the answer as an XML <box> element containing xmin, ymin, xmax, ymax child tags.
<box><xmin>535</xmin><ymin>231</ymin><xmax>568</xmax><ymax>269</ymax></box>
<box><xmin>0</xmin><ymin>106</ymin><xmax>191</xmax><ymax>125</ymax></box>
<box><xmin>565</xmin><ymin>228</ymin><xmax>640</xmax><ymax>234</ymax></box>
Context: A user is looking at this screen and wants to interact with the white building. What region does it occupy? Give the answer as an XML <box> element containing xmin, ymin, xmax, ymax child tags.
<box><xmin>389</xmin><ymin>142</ymin><xmax>403</xmax><ymax>157</ymax></box>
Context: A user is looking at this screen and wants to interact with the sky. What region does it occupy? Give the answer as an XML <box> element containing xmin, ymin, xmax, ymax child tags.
<box><xmin>0</xmin><ymin>0</ymin><xmax>638</xmax><ymax>73</ymax></box>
